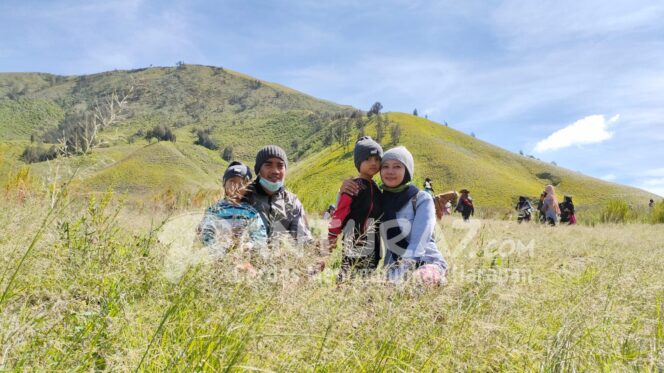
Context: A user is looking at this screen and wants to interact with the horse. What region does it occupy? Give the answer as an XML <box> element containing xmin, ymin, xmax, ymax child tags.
<box><xmin>433</xmin><ymin>191</ymin><xmax>458</xmax><ymax>220</ymax></box>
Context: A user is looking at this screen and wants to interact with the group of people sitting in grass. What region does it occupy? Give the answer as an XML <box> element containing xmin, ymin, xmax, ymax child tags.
<box><xmin>196</xmin><ymin>137</ymin><xmax>580</xmax><ymax>287</ymax></box>
<box><xmin>197</xmin><ymin>138</ymin><xmax>447</xmax><ymax>286</ymax></box>
<box><xmin>515</xmin><ymin>187</ymin><xmax>576</xmax><ymax>225</ymax></box>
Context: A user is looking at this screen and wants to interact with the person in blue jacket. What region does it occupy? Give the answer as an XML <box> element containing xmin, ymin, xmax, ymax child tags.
<box><xmin>197</xmin><ymin>161</ymin><xmax>267</xmax><ymax>256</ymax></box>
<box><xmin>379</xmin><ymin>147</ymin><xmax>448</xmax><ymax>285</ymax></box>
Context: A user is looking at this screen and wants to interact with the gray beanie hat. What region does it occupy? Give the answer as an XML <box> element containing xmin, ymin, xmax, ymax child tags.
<box><xmin>382</xmin><ymin>146</ymin><xmax>414</xmax><ymax>184</ymax></box>
<box><xmin>354</xmin><ymin>136</ymin><xmax>383</xmax><ymax>171</ymax></box>
<box><xmin>254</xmin><ymin>145</ymin><xmax>288</xmax><ymax>174</ymax></box>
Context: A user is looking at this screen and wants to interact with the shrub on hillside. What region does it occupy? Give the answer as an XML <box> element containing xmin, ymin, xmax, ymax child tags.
<box><xmin>536</xmin><ymin>172</ymin><xmax>562</xmax><ymax>186</ymax></box>
<box><xmin>145</xmin><ymin>125</ymin><xmax>176</xmax><ymax>142</ymax></box>
<box><xmin>194</xmin><ymin>129</ymin><xmax>218</xmax><ymax>150</ymax></box>
<box><xmin>600</xmin><ymin>199</ymin><xmax>634</xmax><ymax>223</ymax></box>
<box><xmin>248</xmin><ymin>79</ymin><xmax>262</xmax><ymax>90</ymax></box>
<box><xmin>221</xmin><ymin>146</ymin><xmax>234</xmax><ymax>161</ymax></box>
<box><xmin>21</xmin><ymin>145</ymin><xmax>58</xmax><ymax>163</ymax></box>
<box><xmin>650</xmin><ymin>201</ymin><xmax>664</xmax><ymax>224</ymax></box>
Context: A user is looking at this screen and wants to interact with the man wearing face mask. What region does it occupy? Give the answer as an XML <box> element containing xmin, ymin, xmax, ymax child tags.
<box><xmin>243</xmin><ymin>145</ymin><xmax>313</xmax><ymax>243</ymax></box>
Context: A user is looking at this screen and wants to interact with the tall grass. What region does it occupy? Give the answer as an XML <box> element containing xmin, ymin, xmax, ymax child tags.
<box><xmin>1</xmin><ymin>189</ymin><xmax>663</xmax><ymax>370</ymax></box>
<box><xmin>590</xmin><ymin>198</ymin><xmax>664</xmax><ymax>225</ymax></box>
<box><xmin>650</xmin><ymin>201</ymin><xmax>664</xmax><ymax>224</ymax></box>
<box><xmin>3</xmin><ymin>166</ymin><xmax>34</xmax><ymax>202</ymax></box>
<box><xmin>600</xmin><ymin>199</ymin><xmax>635</xmax><ymax>223</ymax></box>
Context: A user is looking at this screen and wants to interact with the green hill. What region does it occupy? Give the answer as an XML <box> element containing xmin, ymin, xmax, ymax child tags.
<box><xmin>0</xmin><ymin>66</ymin><xmax>659</xmax><ymax>215</ymax></box>
<box><xmin>288</xmin><ymin>113</ymin><xmax>658</xmax><ymax>213</ymax></box>
<box><xmin>0</xmin><ymin>64</ymin><xmax>351</xmax><ymax>160</ymax></box>
<box><xmin>74</xmin><ymin>142</ymin><xmax>224</xmax><ymax>193</ymax></box>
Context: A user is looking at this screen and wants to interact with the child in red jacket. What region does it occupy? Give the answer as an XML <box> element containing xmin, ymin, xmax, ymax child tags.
<box><xmin>328</xmin><ymin>136</ymin><xmax>383</xmax><ymax>282</ymax></box>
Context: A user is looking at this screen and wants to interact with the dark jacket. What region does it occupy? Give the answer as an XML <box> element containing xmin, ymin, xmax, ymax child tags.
<box><xmin>516</xmin><ymin>200</ymin><xmax>533</xmax><ymax>213</ymax></box>
<box><xmin>328</xmin><ymin>178</ymin><xmax>382</xmax><ymax>262</ymax></box>
<box><xmin>242</xmin><ymin>179</ymin><xmax>312</xmax><ymax>243</ymax></box>
<box><xmin>559</xmin><ymin>198</ymin><xmax>575</xmax><ymax>223</ymax></box>
<box><xmin>456</xmin><ymin>196</ymin><xmax>474</xmax><ymax>218</ymax></box>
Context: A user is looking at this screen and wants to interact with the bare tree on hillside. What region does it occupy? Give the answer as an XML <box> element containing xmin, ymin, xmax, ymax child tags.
<box><xmin>375</xmin><ymin>115</ymin><xmax>385</xmax><ymax>144</ymax></box>
<box><xmin>390</xmin><ymin>123</ymin><xmax>402</xmax><ymax>145</ymax></box>
<box><xmin>56</xmin><ymin>88</ymin><xmax>133</xmax><ymax>155</ymax></box>
<box><xmin>334</xmin><ymin>119</ymin><xmax>353</xmax><ymax>151</ymax></box>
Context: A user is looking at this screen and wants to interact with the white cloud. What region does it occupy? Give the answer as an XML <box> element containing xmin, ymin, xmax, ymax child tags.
<box><xmin>643</xmin><ymin>168</ymin><xmax>664</xmax><ymax>177</ymax></box>
<box><xmin>492</xmin><ymin>0</ymin><xmax>664</xmax><ymax>50</ymax></box>
<box><xmin>633</xmin><ymin>169</ymin><xmax>664</xmax><ymax>196</ymax></box>
<box><xmin>1</xmin><ymin>0</ymin><xmax>203</xmax><ymax>74</ymax></box>
<box><xmin>600</xmin><ymin>174</ymin><xmax>617</xmax><ymax>181</ymax></box>
<box><xmin>642</xmin><ymin>177</ymin><xmax>664</xmax><ymax>187</ymax></box>
<box><xmin>638</xmin><ymin>177</ymin><xmax>664</xmax><ymax>197</ymax></box>
<box><xmin>534</xmin><ymin>114</ymin><xmax>618</xmax><ymax>153</ymax></box>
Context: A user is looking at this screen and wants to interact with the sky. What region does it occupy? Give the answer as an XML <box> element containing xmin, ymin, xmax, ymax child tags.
<box><xmin>1</xmin><ymin>0</ymin><xmax>663</xmax><ymax>196</ymax></box>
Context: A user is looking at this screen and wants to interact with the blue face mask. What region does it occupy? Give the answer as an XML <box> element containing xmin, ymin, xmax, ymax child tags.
<box><xmin>259</xmin><ymin>177</ymin><xmax>284</xmax><ymax>193</ymax></box>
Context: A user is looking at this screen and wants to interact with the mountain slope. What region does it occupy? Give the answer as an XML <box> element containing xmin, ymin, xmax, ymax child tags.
<box><xmin>288</xmin><ymin>113</ymin><xmax>658</xmax><ymax>213</ymax></box>
<box><xmin>0</xmin><ymin>64</ymin><xmax>351</xmax><ymax>159</ymax></box>
<box><xmin>0</xmin><ymin>67</ymin><xmax>658</xmax><ymax>215</ymax></box>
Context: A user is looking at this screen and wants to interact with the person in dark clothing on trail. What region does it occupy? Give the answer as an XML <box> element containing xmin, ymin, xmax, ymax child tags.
<box><xmin>515</xmin><ymin>196</ymin><xmax>533</xmax><ymax>223</ymax></box>
<box><xmin>455</xmin><ymin>189</ymin><xmax>474</xmax><ymax>221</ymax></box>
<box><xmin>537</xmin><ymin>191</ymin><xmax>547</xmax><ymax>223</ymax></box>
<box><xmin>424</xmin><ymin>178</ymin><xmax>434</xmax><ymax>196</ymax></box>
<box><xmin>559</xmin><ymin>195</ymin><xmax>576</xmax><ymax>225</ymax></box>
<box><xmin>327</xmin><ymin>136</ymin><xmax>383</xmax><ymax>282</ymax></box>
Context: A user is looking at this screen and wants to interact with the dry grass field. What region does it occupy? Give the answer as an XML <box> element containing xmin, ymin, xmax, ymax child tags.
<box><xmin>1</xmin><ymin>187</ymin><xmax>662</xmax><ymax>371</ymax></box>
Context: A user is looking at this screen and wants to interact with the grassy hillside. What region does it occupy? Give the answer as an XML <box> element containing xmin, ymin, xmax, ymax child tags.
<box><xmin>0</xmin><ymin>142</ymin><xmax>24</xmax><ymax>181</ymax></box>
<box><xmin>72</xmin><ymin>142</ymin><xmax>224</xmax><ymax>194</ymax></box>
<box><xmin>0</xmin><ymin>65</ymin><xmax>351</xmax><ymax>159</ymax></box>
<box><xmin>288</xmin><ymin>113</ymin><xmax>658</xmax><ymax>214</ymax></box>
<box><xmin>0</xmin><ymin>66</ymin><xmax>659</xmax><ymax>216</ymax></box>
<box><xmin>0</xmin><ymin>98</ymin><xmax>64</xmax><ymax>140</ymax></box>
<box><xmin>0</xmin><ymin>65</ymin><xmax>346</xmax><ymax>118</ymax></box>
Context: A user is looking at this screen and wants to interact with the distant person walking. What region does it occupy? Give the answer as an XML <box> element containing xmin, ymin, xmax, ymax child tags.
<box><xmin>559</xmin><ymin>195</ymin><xmax>576</xmax><ymax>225</ymax></box>
<box><xmin>515</xmin><ymin>196</ymin><xmax>533</xmax><ymax>224</ymax></box>
<box><xmin>536</xmin><ymin>192</ymin><xmax>547</xmax><ymax>223</ymax></box>
<box><xmin>424</xmin><ymin>178</ymin><xmax>434</xmax><ymax>196</ymax></box>
<box><xmin>542</xmin><ymin>185</ymin><xmax>561</xmax><ymax>226</ymax></box>
<box><xmin>455</xmin><ymin>189</ymin><xmax>474</xmax><ymax>221</ymax></box>
<box><xmin>649</xmin><ymin>199</ymin><xmax>655</xmax><ymax>209</ymax></box>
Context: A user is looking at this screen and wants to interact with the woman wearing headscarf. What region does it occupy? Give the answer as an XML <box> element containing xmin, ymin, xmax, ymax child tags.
<box><xmin>542</xmin><ymin>184</ymin><xmax>561</xmax><ymax>226</ymax></box>
<box><xmin>379</xmin><ymin>146</ymin><xmax>448</xmax><ymax>285</ymax></box>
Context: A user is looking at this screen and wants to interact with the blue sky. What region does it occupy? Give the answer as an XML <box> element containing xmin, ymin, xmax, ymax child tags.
<box><xmin>1</xmin><ymin>0</ymin><xmax>663</xmax><ymax>196</ymax></box>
